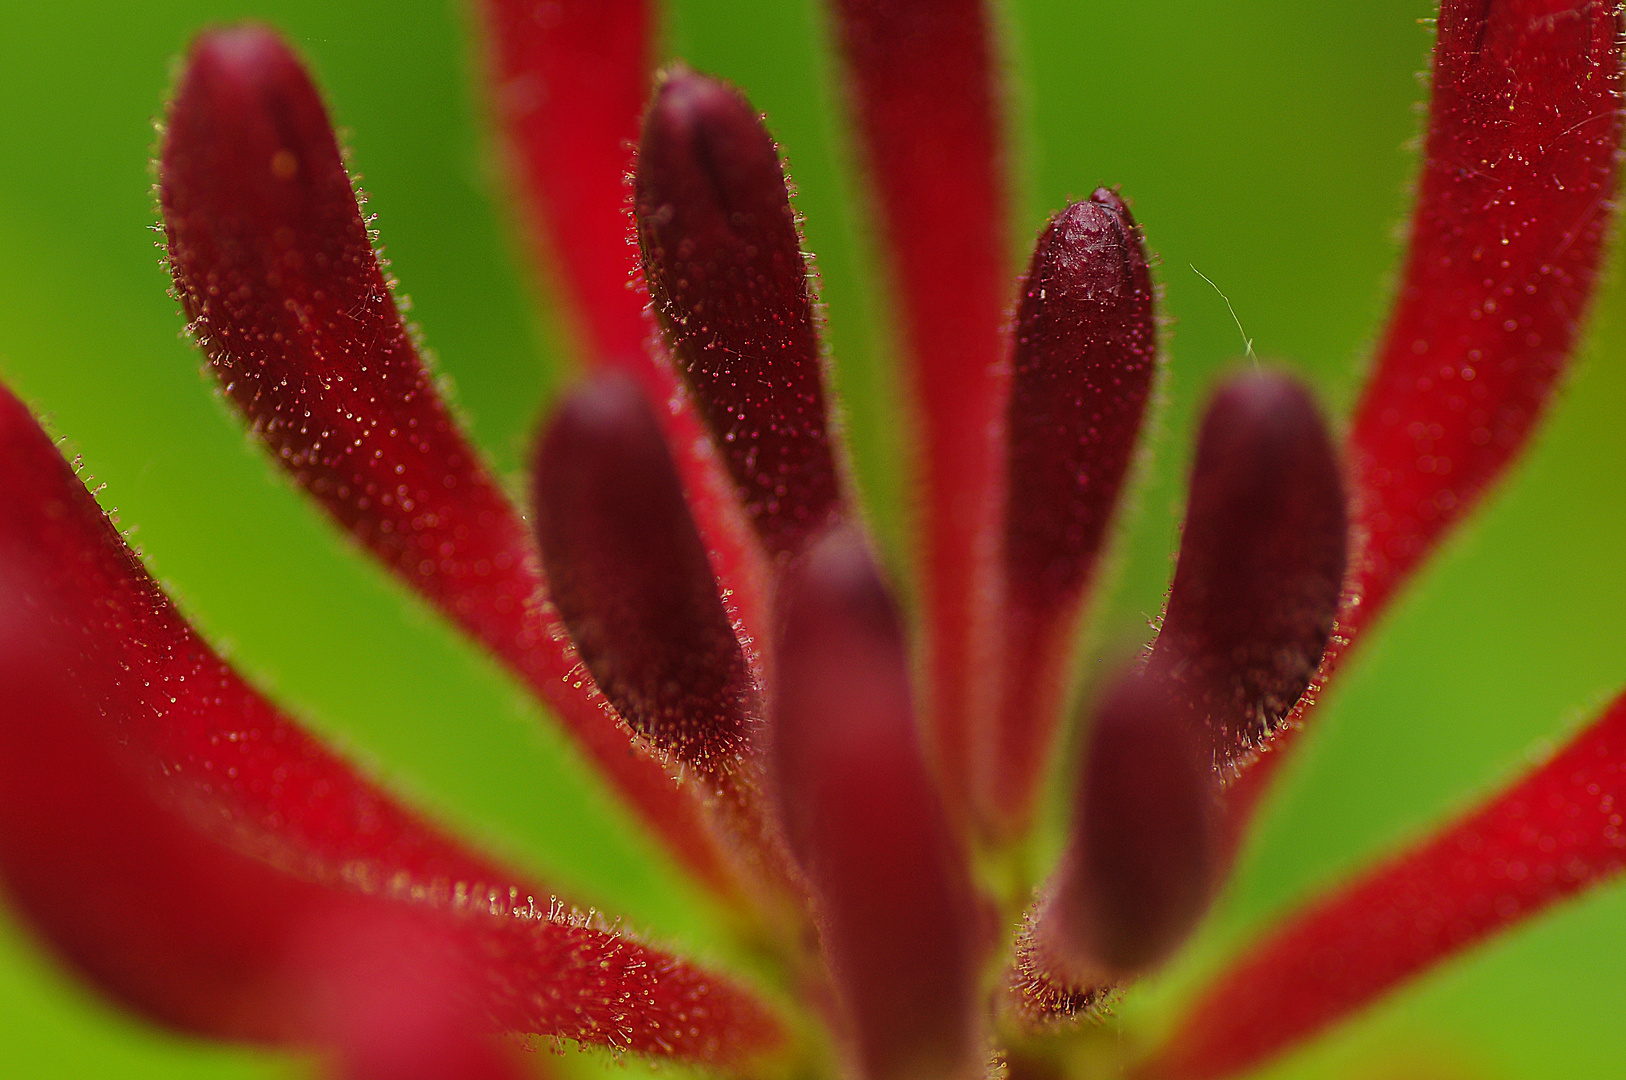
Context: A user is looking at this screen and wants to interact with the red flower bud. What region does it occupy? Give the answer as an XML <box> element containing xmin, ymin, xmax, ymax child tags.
<box><xmin>990</xmin><ymin>190</ymin><xmax>1158</xmax><ymax>832</ymax></box>
<box><xmin>1150</xmin><ymin>372</ymin><xmax>1347</xmax><ymax>769</ymax></box>
<box><xmin>635</xmin><ymin>68</ymin><xmax>842</xmax><ymax>559</ymax></box>
<box><xmin>770</xmin><ymin>527</ymin><xmax>982</xmax><ymax>1080</ymax></box>
<box><xmin>533</xmin><ymin>373</ymin><xmax>756</xmax><ymax>775</ymax></box>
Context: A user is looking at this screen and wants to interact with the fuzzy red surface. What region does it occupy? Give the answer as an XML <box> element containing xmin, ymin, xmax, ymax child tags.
<box><xmin>635</xmin><ymin>69</ymin><xmax>843</xmax><ymax>560</ymax></box>
<box><xmin>0</xmin><ymin>382</ymin><xmax>783</xmax><ymax>1062</ymax></box>
<box><xmin>990</xmin><ymin>191</ymin><xmax>1157</xmax><ymax>834</ymax></box>
<box><xmin>158</xmin><ymin>26</ymin><xmax>733</xmax><ymax>890</ymax></box>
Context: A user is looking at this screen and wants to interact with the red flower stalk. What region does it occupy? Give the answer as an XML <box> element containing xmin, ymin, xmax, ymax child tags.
<box><xmin>0</xmin><ymin>0</ymin><xmax>1623</xmax><ymax>1077</ymax></box>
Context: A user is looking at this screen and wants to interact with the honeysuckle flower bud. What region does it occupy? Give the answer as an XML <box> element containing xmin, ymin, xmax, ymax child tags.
<box><xmin>157</xmin><ymin>24</ymin><xmax>733</xmax><ymax>890</ymax></box>
<box><xmin>635</xmin><ymin>67</ymin><xmax>842</xmax><ymax>560</ymax></box>
<box><xmin>770</xmin><ymin>527</ymin><xmax>983</xmax><ymax>1080</ymax></box>
<box><xmin>1149</xmin><ymin>371</ymin><xmax>1347</xmax><ymax>771</ymax></box>
<box><xmin>990</xmin><ymin>190</ymin><xmax>1158</xmax><ymax>834</ymax></box>
<box><xmin>533</xmin><ymin>372</ymin><xmax>756</xmax><ymax>776</ymax></box>
<box><xmin>1018</xmin><ymin>672</ymin><xmax>1218</xmax><ymax>1015</ymax></box>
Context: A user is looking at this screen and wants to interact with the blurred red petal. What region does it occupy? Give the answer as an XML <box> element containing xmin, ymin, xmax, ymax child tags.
<box><xmin>158</xmin><ymin>25</ymin><xmax>734</xmax><ymax>891</ymax></box>
<box><xmin>770</xmin><ymin>527</ymin><xmax>983</xmax><ymax>1080</ymax></box>
<box><xmin>1349</xmin><ymin>0</ymin><xmax>1623</xmax><ymax>625</ymax></box>
<box><xmin>829</xmin><ymin>0</ymin><xmax>1012</xmax><ymax>815</ymax></box>
<box><xmin>635</xmin><ymin>68</ymin><xmax>843</xmax><ymax>560</ymax></box>
<box><xmin>0</xmin><ymin>382</ymin><xmax>784</xmax><ymax>1062</ymax></box>
<box><xmin>989</xmin><ymin>191</ymin><xmax>1158</xmax><ymax>834</ymax></box>
<box><xmin>1150</xmin><ymin>372</ymin><xmax>1347</xmax><ymax>771</ymax></box>
<box><xmin>1150</xmin><ymin>685</ymin><xmax>1626</xmax><ymax>1080</ymax></box>
<box><xmin>534</xmin><ymin>373</ymin><xmax>756</xmax><ymax>777</ymax></box>
<box><xmin>476</xmin><ymin>0</ymin><xmax>652</xmax><ymax>367</ymax></box>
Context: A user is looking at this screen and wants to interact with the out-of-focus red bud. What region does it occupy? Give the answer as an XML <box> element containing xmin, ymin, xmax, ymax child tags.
<box><xmin>1150</xmin><ymin>372</ymin><xmax>1347</xmax><ymax>770</ymax></box>
<box><xmin>990</xmin><ymin>189</ymin><xmax>1158</xmax><ymax>833</ymax></box>
<box><xmin>635</xmin><ymin>68</ymin><xmax>841</xmax><ymax>560</ymax></box>
<box><xmin>770</xmin><ymin>526</ymin><xmax>982</xmax><ymax>1080</ymax></box>
<box><xmin>534</xmin><ymin>373</ymin><xmax>756</xmax><ymax>776</ymax></box>
<box><xmin>1020</xmin><ymin>673</ymin><xmax>1217</xmax><ymax>1012</ymax></box>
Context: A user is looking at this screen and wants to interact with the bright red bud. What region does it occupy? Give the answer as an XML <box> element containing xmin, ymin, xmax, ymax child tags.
<box><xmin>158</xmin><ymin>25</ymin><xmax>732</xmax><ymax>889</ymax></box>
<box><xmin>635</xmin><ymin>68</ymin><xmax>842</xmax><ymax>560</ymax></box>
<box><xmin>533</xmin><ymin>373</ymin><xmax>756</xmax><ymax>776</ymax></box>
<box><xmin>1150</xmin><ymin>372</ymin><xmax>1347</xmax><ymax>770</ymax></box>
<box><xmin>990</xmin><ymin>190</ymin><xmax>1158</xmax><ymax>832</ymax></box>
<box><xmin>476</xmin><ymin>0</ymin><xmax>653</xmax><ymax>366</ymax></box>
<box><xmin>770</xmin><ymin>527</ymin><xmax>982</xmax><ymax>1080</ymax></box>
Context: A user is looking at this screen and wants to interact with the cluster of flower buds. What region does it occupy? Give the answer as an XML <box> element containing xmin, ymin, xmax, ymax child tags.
<box><xmin>0</xmin><ymin>1</ymin><xmax>1621</xmax><ymax>1078</ymax></box>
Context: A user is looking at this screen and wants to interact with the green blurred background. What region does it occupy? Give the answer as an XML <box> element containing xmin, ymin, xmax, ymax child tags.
<box><xmin>2</xmin><ymin>1</ymin><xmax>1624</xmax><ymax>1077</ymax></box>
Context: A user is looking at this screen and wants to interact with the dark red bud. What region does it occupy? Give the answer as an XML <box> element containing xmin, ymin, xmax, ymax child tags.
<box><xmin>533</xmin><ymin>374</ymin><xmax>756</xmax><ymax>775</ymax></box>
<box><xmin>989</xmin><ymin>189</ymin><xmax>1158</xmax><ymax>831</ymax></box>
<box><xmin>159</xmin><ymin>26</ymin><xmax>733</xmax><ymax>887</ymax></box>
<box><xmin>1151</xmin><ymin>372</ymin><xmax>1347</xmax><ymax>768</ymax></box>
<box><xmin>770</xmin><ymin>527</ymin><xmax>981</xmax><ymax>1080</ymax></box>
<box><xmin>635</xmin><ymin>68</ymin><xmax>841</xmax><ymax>559</ymax></box>
<box><xmin>1027</xmin><ymin>673</ymin><xmax>1217</xmax><ymax>994</ymax></box>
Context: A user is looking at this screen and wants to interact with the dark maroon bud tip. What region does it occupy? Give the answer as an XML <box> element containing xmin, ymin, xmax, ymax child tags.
<box><xmin>635</xmin><ymin>68</ymin><xmax>840</xmax><ymax>559</ymax></box>
<box><xmin>1004</xmin><ymin>190</ymin><xmax>1155</xmax><ymax>602</ymax></box>
<box><xmin>988</xmin><ymin>188</ymin><xmax>1157</xmax><ymax>831</ymax></box>
<box><xmin>534</xmin><ymin>373</ymin><xmax>755</xmax><ymax>775</ymax></box>
<box><xmin>1032</xmin><ymin>672</ymin><xmax>1217</xmax><ymax>985</ymax></box>
<box><xmin>1151</xmin><ymin>370</ymin><xmax>1348</xmax><ymax>768</ymax></box>
<box><xmin>770</xmin><ymin>526</ymin><xmax>982</xmax><ymax>1080</ymax></box>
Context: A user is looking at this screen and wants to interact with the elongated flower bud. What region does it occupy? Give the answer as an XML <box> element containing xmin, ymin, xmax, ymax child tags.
<box><xmin>1019</xmin><ymin>672</ymin><xmax>1216</xmax><ymax>1013</ymax></box>
<box><xmin>770</xmin><ymin>527</ymin><xmax>981</xmax><ymax>1080</ymax></box>
<box><xmin>159</xmin><ymin>25</ymin><xmax>732</xmax><ymax>888</ymax></box>
<box><xmin>533</xmin><ymin>374</ymin><xmax>756</xmax><ymax>775</ymax></box>
<box><xmin>990</xmin><ymin>189</ymin><xmax>1157</xmax><ymax>832</ymax></box>
<box><xmin>1150</xmin><ymin>372</ymin><xmax>1347</xmax><ymax>769</ymax></box>
<box><xmin>635</xmin><ymin>68</ymin><xmax>842</xmax><ymax>559</ymax></box>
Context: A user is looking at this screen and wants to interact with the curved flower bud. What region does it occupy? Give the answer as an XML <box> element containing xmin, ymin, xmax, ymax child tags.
<box><xmin>1151</xmin><ymin>683</ymin><xmax>1626</xmax><ymax>1080</ymax></box>
<box><xmin>157</xmin><ymin>25</ymin><xmax>732</xmax><ymax>889</ymax></box>
<box><xmin>990</xmin><ymin>190</ymin><xmax>1158</xmax><ymax>833</ymax></box>
<box><xmin>1017</xmin><ymin>673</ymin><xmax>1217</xmax><ymax>1019</ymax></box>
<box><xmin>770</xmin><ymin>527</ymin><xmax>982</xmax><ymax>1080</ymax></box>
<box><xmin>1150</xmin><ymin>372</ymin><xmax>1347</xmax><ymax>771</ymax></box>
<box><xmin>1349</xmin><ymin>0</ymin><xmax>1624</xmax><ymax>625</ymax></box>
<box><xmin>635</xmin><ymin>68</ymin><xmax>843</xmax><ymax>560</ymax></box>
<box><xmin>533</xmin><ymin>373</ymin><xmax>756</xmax><ymax>777</ymax></box>
<box><xmin>0</xmin><ymin>381</ymin><xmax>783</xmax><ymax>1062</ymax></box>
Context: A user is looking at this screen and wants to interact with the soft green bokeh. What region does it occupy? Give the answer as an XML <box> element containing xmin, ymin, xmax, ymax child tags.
<box><xmin>1</xmin><ymin>1</ymin><xmax>1623</xmax><ymax>1077</ymax></box>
